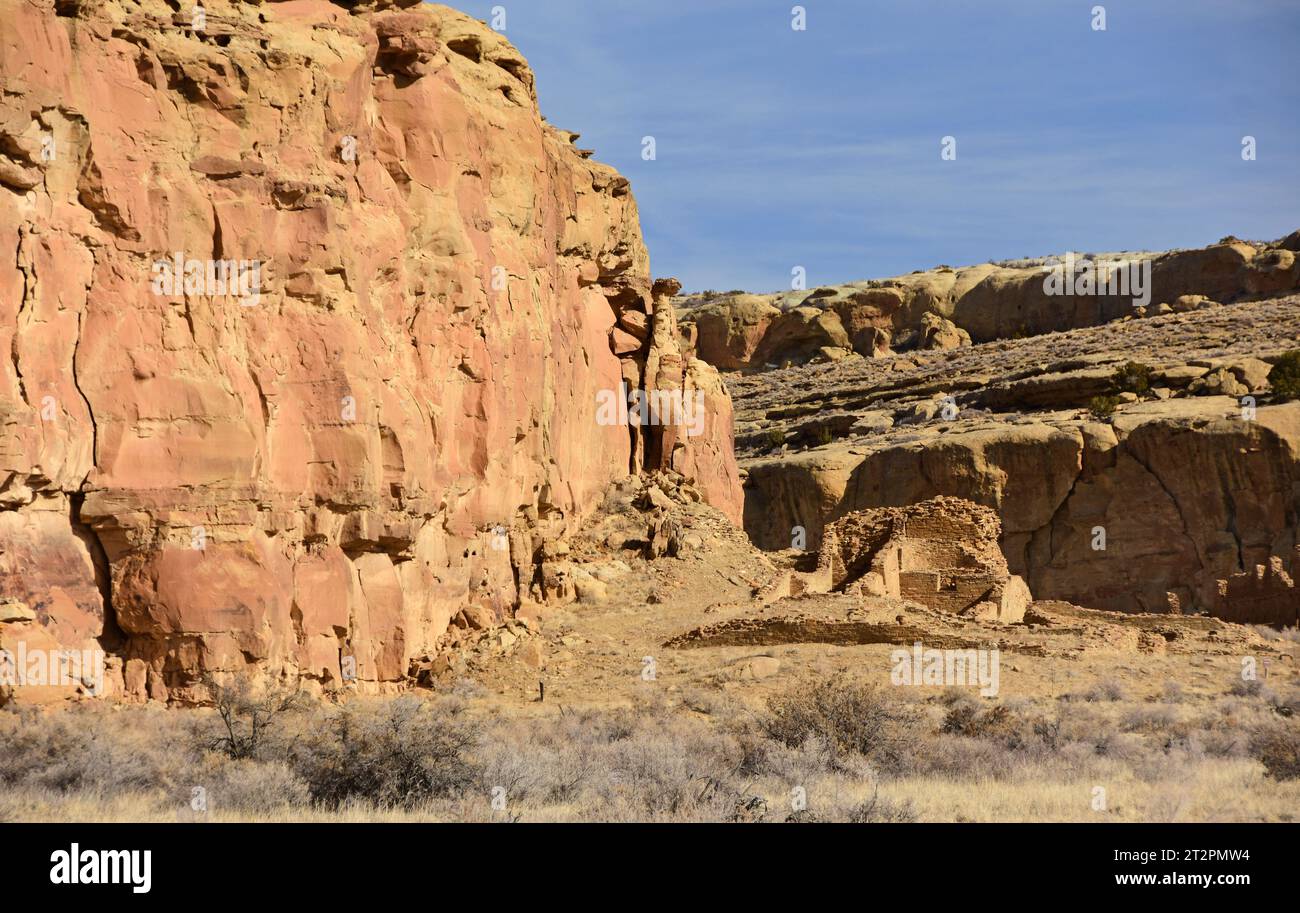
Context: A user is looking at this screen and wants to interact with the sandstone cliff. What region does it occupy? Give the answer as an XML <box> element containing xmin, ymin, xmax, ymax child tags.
<box><xmin>0</xmin><ymin>0</ymin><xmax>740</xmax><ymax>702</ymax></box>
<box><xmin>679</xmin><ymin>234</ymin><xmax>1300</xmax><ymax>371</ymax></box>
<box><xmin>736</xmin><ymin>294</ymin><xmax>1300</xmax><ymax>615</ymax></box>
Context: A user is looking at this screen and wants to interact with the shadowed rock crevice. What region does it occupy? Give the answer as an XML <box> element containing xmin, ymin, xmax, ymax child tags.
<box><xmin>69</xmin><ymin>491</ymin><xmax>120</xmax><ymax>652</ymax></box>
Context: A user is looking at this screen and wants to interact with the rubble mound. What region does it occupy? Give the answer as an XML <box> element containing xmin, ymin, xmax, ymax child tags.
<box><xmin>665</xmin><ymin>611</ymin><xmax>995</xmax><ymax>651</ymax></box>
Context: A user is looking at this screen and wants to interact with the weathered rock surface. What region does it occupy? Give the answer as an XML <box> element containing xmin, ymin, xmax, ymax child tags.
<box><xmin>686</xmin><ymin>295</ymin><xmax>781</xmax><ymax>370</ymax></box>
<box><xmin>0</xmin><ymin>0</ymin><xmax>740</xmax><ymax>702</ymax></box>
<box><xmin>736</xmin><ymin>294</ymin><xmax>1300</xmax><ymax>615</ymax></box>
<box><xmin>677</xmin><ymin>235</ymin><xmax>1300</xmax><ymax>371</ymax></box>
<box><xmin>917</xmin><ymin>312</ymin><xmax>971</xmax><ymax>351</ymax></box>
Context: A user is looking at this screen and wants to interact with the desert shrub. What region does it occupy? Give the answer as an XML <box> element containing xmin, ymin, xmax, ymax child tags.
<box><xmin>1127</xmin><ymin>737</ymin><xmax>1209</xmax><ymax>785</ymax></box>
<box><xmin>1268</xmin><ymin>350</ymin><xmax>1300</xmax><ymax>401</ymax></box>
<box><xmin>476</xmin><ymin>705</ymin><xmax>643</xmax><ymax>807</ymax></box>
<box><xmin>763</xmin><ymin>428</ymin><xmax>787</xmax><ymax>451</ymax></box>
<box><xmin>479</xmin><ymin>741</ymin><xmax>544</xmax><ymax>806</ymax></box>
<box><xmin>1088</xmin><ymin>394</ymin><xmax>1120</xmax><ymax>419</ymax></box>
<box><xmin>937</xmin><ymin>686</ymin><xmax>970</xmax><ymax>706</ymax></box>
<box><xmin>940</xmin><ymin>698</ymin><xmax>1061</xmax><ymax>755</ymax></box>
<box><xmin>1249</xmin><ymin>723</ymin><xmax>1300</xmax><ymax>780</ymax></box>
<box><xmin>1075</xmin><ymin>678</ymin><xmax>1126</xmax><ymax>702</ymax></box>
<box><xmin>0</xmin><ymin>704</ymin><xmax>185</xmax><ymax>795</ymax></box>
<box><xmin>1119</xmin><ymin>704</ymin><xmax>1181</xmax><ymax>734</ymax></box>
<box><xmin>940</xmin><ymin>696</ymin><xmax>980</xmax><ymax>734</ymax></box>
<box><xmin>761</xmin><ymin>675</ymin><xmax>918</xmax><ymax>774</ymax></box>
<box><xmin>202</xmin><ymin>758</ymin><xmax>311</xmax><ymax>813</ymax></box>
<box><xmin>973</xmin><ymin>705</ymin><xmax>1031</xmax><ymax>748</ymax></box>
<box><xmin>907</xmin><ymin>731</ymin><xmax>1038</xmax><ymax>780</ymax></box>
<box><xmin>1090</xmin><ymin>730</ymin><xmax>1150</xmax><ymax>763</ymax></box>
<box><xmin>1269</xmin><ymin>690</ymin><xmax>1300</xmax><ymax>717</ymax></box>
<box><xmin>1250</xmin><ymin>625</ymin><xmax>1300</xmax><ymax>643</ymax></box>
<box><xmin>736</xmin><ymin>723</ymin><xmax>878</xmax><ymax>790</ymax></box>
<box><xmin>1196</xmin><ymin>724</ymin><xmax>1250</xmax><ymax>759</ymax></box>
<box><xmin>1112</xmin><ymin>361</ymin><xmax>1152</xmax><ymax>395</ymax></box>
<box><xmin>846</xmin><ymin>789</ymin><xmax>919</xmax><ymax>823</ymax></box>
<box><xmin>727</xmin><ymin>794</ymin><xmax>769</xmax><ymax>823</ymax></box>
<box><xmin>288</xmin><ymin>696</ymin><xmax>481</xmax><ymax>809</ymax></box>
<box><xmin>1188</xmin><ymin>697</ymin><xmax>1276</xmax><ymax>758</ymax></box>
<box><xmin>7</xmin><ymin>679</ymin><xmax>1295</xmax><ymax>821</ymax></box>
<box><xmin>457</xmin><ymin>698</ymin><xmax>752</xmax><ymax>822</ymax></box>
<box><xmin>784</xmin><ymin>809</ymin><xmax>822</xmax><ymax>823</ymax></box>
<box><xmin>1032</xmin><ymin>717</ymin><xmax>1064</xmax><ymax>752</ymax></box>
<box><xmin>583</xmin><ymin>703</ymin><xmax>744</xmax><ymax>820</ymax></box>
<box><xmin>1228</xmin><ymin>677</ymin><xmax>1265</xmax><ymax>698</ymax></box>
<box><xmin>203</xmin><ymin>674</ymin><xmax>302</xmax><ymax>760</ymax></box>
<box><xmin>680</xmin><ymin>685</ymin><xmax>737</xmax><ymax>717</ymax></box>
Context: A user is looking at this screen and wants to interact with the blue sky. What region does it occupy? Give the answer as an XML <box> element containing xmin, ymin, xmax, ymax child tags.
<box><xmin>443</xmin><ymin>1</ymin><xmax>1300</xmax><ymax>293</ymax></box>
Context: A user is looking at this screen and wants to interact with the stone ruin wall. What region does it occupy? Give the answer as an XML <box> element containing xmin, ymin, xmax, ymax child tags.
<box><xmin>1211</xmin><ymin>545</ymin><xmax>1300</xmax><ymax>627</ymax></box>
<box><xmin>761</xmin><ymin>496</ymin><xmax>1030</xmax><ymax>622</ymax></box>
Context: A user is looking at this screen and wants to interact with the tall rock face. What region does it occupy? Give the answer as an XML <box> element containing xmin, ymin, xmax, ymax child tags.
<box><xmin>744</xmin><ymin>401</ymin><xmax>1300</xmax><ymax>615</ymax></box>
<box><xmin>0</xmin><ymin>0</ymin><xmax>740</xmax><ymax>702</ymax></box>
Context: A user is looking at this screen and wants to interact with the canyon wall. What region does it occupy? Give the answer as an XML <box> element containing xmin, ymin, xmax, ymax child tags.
<box><xmin>731</xmin><ymin>287</ymin><xmax>1300</xmax><ymax>619</ymax></box>
<box><xmin>745</xmin><ymin>400</ymin><xmax>1300</xmax><ymax>615</ymax></box>
<box><xmin>680</xmin><ymin>234</ymin><xmax>1300</xmax><ymax>371</ymax></box>
<box><xmin>0</xmin><ymin>0</ymin><xmax>740</xmax><ymax>702</ymax></box>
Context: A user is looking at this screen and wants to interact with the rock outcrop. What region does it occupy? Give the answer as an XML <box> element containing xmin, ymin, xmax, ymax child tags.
<box><xmin>747</xmin><ymin>399</ymin><xmax>1300</xmax><ymax>617</ymax></box>
<box><xmin>734</xmin><ymin>293</ymin><xmax>1300</xmax><ymax>615</ymax></box>
<box><xmin>917</xmin><ymin>312</ymin><xmax>971</xmax><ymax>351</ymax></box>
<box><xmin>677</xmin><ymin>234</ymin><xmax>1300</xmax><ymax>371</ymax></box>
<box><xmin>685</xmin><ymin>294</ymin><xmax>781</xmax><ymax>371</ymax></box>
<box><xmin>0</xmin><ymin>0</ymin><xmax>740</xmax><ymax>702</ymax></box>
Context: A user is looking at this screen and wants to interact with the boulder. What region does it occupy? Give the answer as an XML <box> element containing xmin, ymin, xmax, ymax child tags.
<box><xmin>918</xmin><ymin>312</ymin><xmax>972</xmax><ymax>350</ymax></box>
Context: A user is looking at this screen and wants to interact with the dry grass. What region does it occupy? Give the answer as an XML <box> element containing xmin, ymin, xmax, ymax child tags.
<box><xmin>1</xmin><ymin>675</ymin><xmax>1296</xmax><ymax>823</ymax></box>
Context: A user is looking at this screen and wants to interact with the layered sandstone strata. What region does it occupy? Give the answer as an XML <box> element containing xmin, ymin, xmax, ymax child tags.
<box><xmin>678</xmin><ymin>234</ymin><xmax>1300</xmax><ymax>371</ymax></box>
<box><xmin>0</xmin><ymin>0</ymin><xmax>740</xmax><ymax>702</ymax></box>
<box><xmin>745</xmin><ymin>399</ymin><xmax>1300</xmax><ymax>615</ymax></box>
<box><xmin>734</xmin><ymin>294</ymin><xmax>1300</xmax><ymax>615</ymax></box>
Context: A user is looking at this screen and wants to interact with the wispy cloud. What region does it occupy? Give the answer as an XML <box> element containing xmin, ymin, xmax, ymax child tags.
<box><xmin>444</xmin><ymin>0</ymin><xmax>1300</xmax><ymax>290</ymax></box>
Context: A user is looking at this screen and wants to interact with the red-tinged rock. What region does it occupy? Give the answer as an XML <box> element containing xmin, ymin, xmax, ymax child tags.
<box><xmin>610</xmin><ymin>326</ymin><xmax>643</xmax><ymax>355</ymax></box>
<box><xmin>0</xmin><ymin>0</ymin><xmax>743</xmax><ymax>702</ymax></box>
<box><xmin>619</xmin><ymin>309</ymin><xmax>649</xmax><ymax>340</ymax></box>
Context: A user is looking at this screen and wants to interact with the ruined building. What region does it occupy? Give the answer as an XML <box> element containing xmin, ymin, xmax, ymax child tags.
<box><xmin>1211</xmin><ymin>546</ymin><xmax>1300</xmax><ymax>626</ymax></box>
<box><xmin>759</xmin><ymin>496</ymin><xmax>1031</xmax><ymax>622</ymax></box>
